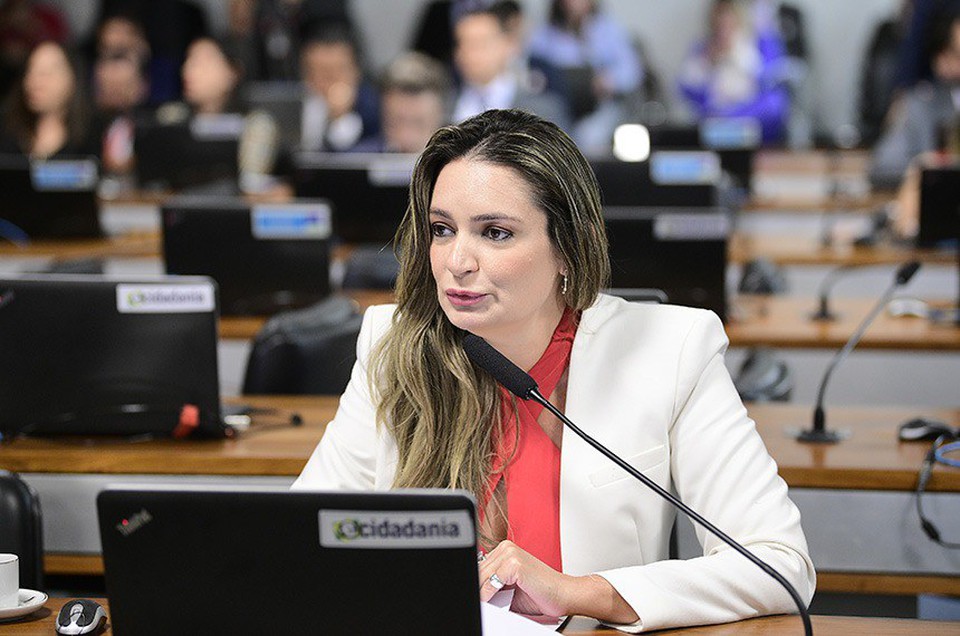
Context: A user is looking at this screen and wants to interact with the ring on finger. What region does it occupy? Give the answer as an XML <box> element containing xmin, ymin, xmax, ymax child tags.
<box><xmin>489</xmin><ymin>573</ymin><xmax>505</xmax><ymax>590</ymax></box>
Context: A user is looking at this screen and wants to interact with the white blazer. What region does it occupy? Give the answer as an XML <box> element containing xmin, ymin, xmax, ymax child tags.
<box><xmin>293</xmin><ymin>294</ymin><xmax>816</xmax><ymax>632</ymax></box>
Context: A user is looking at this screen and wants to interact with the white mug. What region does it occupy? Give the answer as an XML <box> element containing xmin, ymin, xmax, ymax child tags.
<box><xmin>0</xmin><ymin>553</ymin><xmax>18</xmax><ymax>610</ymax></box>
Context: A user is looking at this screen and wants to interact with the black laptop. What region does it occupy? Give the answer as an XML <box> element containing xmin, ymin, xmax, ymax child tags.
<box><xmin>590</xmin><ymin>153</ymin><xmax>720</xmax><ymax>208</ymax></box>
<box><xmin>0</xmin><ymin>154</ymin><xmax>102</xmax><ymax>240</ymax></box>
<box><xmin>292</xmin><ymin>152</ymin><xmax>415</xmax><ymax>244</ymax></box>
<box><xmin>135</xmin><ymin>115</ymin><xmax>241</xmax><ymax>191</ymax></box>
<box><xmin>0</xmin><ymin>274</ymin><xmax>226</xmax><ymax>438</ymax></box>
<box><xmin>605</xmin><ymin>207</ymin><xmax>730</xmax><ymax>321</ymax></box>
<box><xmin>98</xmin><ymin>487</ymin><xmax>481</xmax><ymax>635</ymax></box>
<box><xmin>161</xmin><ymin>196</ymin><xmax>333</xmax><ymax>316</ymax></box>
<box><xmin>918</xmin><ymin>166</ymin><xmax>960</xmax><ymax>248</ymax></box>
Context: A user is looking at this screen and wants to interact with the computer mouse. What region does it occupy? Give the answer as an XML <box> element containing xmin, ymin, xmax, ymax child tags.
<box><xmin>898</xmin><ymin>418</ymin><xmax>956</xmax><ymax>442</ymax></box>
<box><xmin>55</xmin><ymin>599</ymin><xmax>106</xmax><ymax>635</ymax></box>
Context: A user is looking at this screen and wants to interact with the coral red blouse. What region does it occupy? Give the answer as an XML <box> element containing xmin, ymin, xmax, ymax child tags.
<box><xmin>481</xmin><ymin>308</ymin><xmax>578</xmax><ymax>572</ymax></box>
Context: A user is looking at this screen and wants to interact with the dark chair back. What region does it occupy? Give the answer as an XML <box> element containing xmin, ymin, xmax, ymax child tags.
<box><xmin>242</xmin><ymin>295</ymin><xmax>363</xmax><ymax>395</ymax></box>
<box><xmin>0</xmin><ymin>470</ymin><xmax>43</xmax><ymax>589</ymax></box>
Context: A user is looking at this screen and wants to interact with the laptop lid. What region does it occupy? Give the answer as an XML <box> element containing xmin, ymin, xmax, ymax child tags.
<box><xmin>161</xmin><ymin>196</ymin><xmax>333</xmax><ymax>316</ymax></box>
<box><xmin>605</xmin><ymin>206</ymin><xmax>730</xmax><ymax>321</ymax></box>
<box><xmin>0</xmin><ymin>274</ymin><xmax>225</xmax><ymax>438</ymax></box>
<box><xmin>918</xmin><ymin>166</ymin><xmax>960</xmax><ymax>248</ymax></box>
<box><xmin>135</xmin><ymin>118</ymin><xmax>239</xmax><ymax>191</ymax></box>
<box><xmin>0</xmin><ymin>154</ymin><xmax>102</xmax><ymax>240</ymax></box>
<box><xmin>98</xmin><ymin>486</ymin><xmax>481</xmax><ymax>636</ymax></box>
<box><xmin>292</xmin><ymin>152</ymin><xmax>415</xmax><ymax>244</ymax></box>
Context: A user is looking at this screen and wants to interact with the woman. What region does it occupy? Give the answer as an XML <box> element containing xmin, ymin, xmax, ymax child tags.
<box><xmin>155</xmin><ymin>36</ymin><xmax>279</xmax><ymax>192</ymax></box>
<box><xmin>293</xmin><ymin>109</ymin><xmax>815</xmax><ymax>631</ymax></box>
<box><xmin>1</xmin><ymin>41</ymin><xmax>92</xmax><ymax>159</ymax></box>
<box><xmin>677</xmin><ymin>0</ymin><xmax>788</xmax><ymax>145</ymax></box>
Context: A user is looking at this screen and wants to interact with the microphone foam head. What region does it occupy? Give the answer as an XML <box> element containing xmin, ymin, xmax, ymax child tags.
<box><xmin>462</xmin><ymin>332</ymin><xmax>538</xmax><ymax>400</ymax></box>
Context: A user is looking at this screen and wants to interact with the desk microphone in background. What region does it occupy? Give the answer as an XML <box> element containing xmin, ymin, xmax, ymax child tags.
<box><xmin>462</xmin><ymin>333</ymin><xmax>814</xmax><ymax>636</ymax></box>
<box><xmin>810</xmin><ymin>264</ymin><xmax>865</xmax><ymax>321</ymax></box>
<box><xmin>795</xmin><ymin>261</ymin><xmax>921</xmax><ymax>443</ymax></box>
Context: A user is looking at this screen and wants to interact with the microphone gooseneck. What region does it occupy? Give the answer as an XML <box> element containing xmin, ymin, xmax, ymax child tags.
<box><xmin>462</xmin><ymin>333</ymin><xmax>813</xmax><ymax>636</ymax></box>
<box><xmin>797</xmin><ymin>261</ymin><xmax>922</xmax><ymax>444</ymax></box>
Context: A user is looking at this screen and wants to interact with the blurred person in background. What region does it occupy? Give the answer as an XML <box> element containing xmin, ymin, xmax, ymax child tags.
<box><xmin>527</xmin><ymin>0</ymin><xmax>642</xmax><ymax>153</ymax></box>
<box><xmin>677</xmin><ymin>0</ymin><xmax>789</xmax><ymax>145</ymax></box>
<box><xmin>92</xmin><ymin>50</ymin><xmax>150</xmax><ymax>179</ymax></box>
<box><xmin>94</xmin><ymin>0</ymin><xmax>209</xmax><ymax>104</ymax></box>
<box><xmin>0</xmin><ymin>41</ymin><xmax>93</xmax><ymax>159</ymax></box>
<box><xmin>353</xmin><ymin>52</ymin><xmax>452</xmax><ymax>153</ymax></box>
<box><xmin>871</xmin><ymin>7</ymin><xmax>960</xmax><ymax>189</ymax></box>
<box><xmin>0</xmin><ymin>0</ymin><xmax>68</xmax><ymax>98</ymax></box>
<box><xmin>299</xmin><ymin>21</ymin><xmax>379</xmax><ymax>151</ymax></box>
<box><xmin>227</xmin><ymin>0</ymin><xmax>353</xmax><ymax>82</ymax></box>
<box><xmin>155</xmin><ymin>36</ymin><xmax>280</xmax><ymax>192</ymax></box>
<box><xmin>452</xmin><ymin>5</ymin><xmax>570</xmax><ymax>130</ymax></box>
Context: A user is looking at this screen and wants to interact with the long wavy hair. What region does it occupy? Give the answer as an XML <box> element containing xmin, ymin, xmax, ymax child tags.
<box><xmin>370</xmin><ymin>109</ymin><xmax>610</xmax><ymax>508</ymax></box>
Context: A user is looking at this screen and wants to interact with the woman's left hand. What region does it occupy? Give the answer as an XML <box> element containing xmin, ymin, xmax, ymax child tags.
<box><xmin>478</xmin><ymin>540</ymin><xmax>573</xmax><ymax>617</ymax></box>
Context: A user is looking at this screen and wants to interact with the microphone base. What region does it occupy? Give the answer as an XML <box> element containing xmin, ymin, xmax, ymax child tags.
<box><xmin>809</xmin><ymin>309</ymin><xmax>839</xmax><ymax>322</ymax></box>
<box><xmin>787</xmin><ymin>426</ymin><xmax>851</xmax><ymax>444</ymax></box>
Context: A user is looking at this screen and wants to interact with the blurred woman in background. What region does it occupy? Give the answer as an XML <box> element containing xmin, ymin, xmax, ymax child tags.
<box><xmin>0</xmin><ymin>40</ymin><xmax>92</xmax><ymax>159</ymax></box>
<box><xmin>157</xmin><ymin>36</ymin><xmax>280</xmax><ymax>193</ymax></box>
<box><xmin>677</xmin><ymin>0</ymin><xmax>788</xmax><ymax>144</ymax></box>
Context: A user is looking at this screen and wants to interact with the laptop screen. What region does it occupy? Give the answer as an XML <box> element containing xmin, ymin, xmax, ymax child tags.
<box><xmin>0</xmin><ymin>154</ymin><xmax>102</xmax><ymax>240</ymax></box>
<box><xmin>161</xmin><ymin>196</ymin><xmax>333</xmax><ymax>316</ymax></box>
<box><xmin>0</xmin><ymin>275</ymin><xmax>224</xmax><ymax>438</ymax></box>
<box><xmin>98</xmin><ymin>487</ymin><xmax>482</xmax><ymax>635</ymax></box>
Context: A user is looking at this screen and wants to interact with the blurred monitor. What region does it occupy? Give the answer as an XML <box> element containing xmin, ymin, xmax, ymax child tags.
<box><xmin>604</xmin><ymin>206</ymin><xmax>729</xmax><ymax>321</ymax></box>
<box><xmin>0</xmin><ymin>155</ymin><xmax>102</xmax><ymax>240</ymax></box>
<box><xmin>241</xmin><ymin>81</ymin><xmax>304</xmax><ymax>151</ymax></box>
<box><xmin>98</xmin><ymin>487</ymin><xmax>481</xmax><ymax>634</ymax></box>
<box><xmin>135</xmin><ymin>115</ymin><xmax>241</xmax><ymax>191</ymax></box>
<box><xmin>647</xmin><ymin>120</ymin><xmax>758</xmax><ymax>191</ymax></box>
<box><xmin>292</xmin><ymin>152</ymin><xmax>415</xmax><ymax>244</ymax></box>
<box><xmin>559</xmin><ymin>65</ymin><xmax>597</xmax><ymax>120</ymax></box>
<box><xmin>162</xmin><ymin>197</ymin><xmax>333</xmax><ymax>316</ymax></box>
<box><xmin>0</xmin><ymin>274</ymin><xmax>226</xmax><ymax>438</ymax></box>
<box><xmin>918</xmin><ymin>166</ymin><xmax>960</xmax><ymax>248</ymax></box>
<box><xmin>591</xmin><ymin>153</ymin><xmax>720</xmax><ymax>208</ymax></box>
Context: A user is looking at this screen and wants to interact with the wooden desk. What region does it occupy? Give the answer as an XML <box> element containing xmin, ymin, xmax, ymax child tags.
<box><xmin>0</xmin><ymin>232</ymin><xmax>159</xmax><ymax>260</ymax></box>
<box><xmin>745</xmin><ymin>149</ymin><xmax>892</xmax><ymax>214</ymax></box>
<box><xmin>4</xmin><ymin>599</ymin><xmax>958</xmax><ymax>634</ymax></box>
<box><xmin>1</xmin><ymin>400</ymin><xmax>955</xmax><ymax>592</ymax></box>
<box><xmin>4</xmin><ymin>400</ymin><xmax>954</xmax><ymax>490</ymax></box>
<box><xmin>728</xmin><ymin>234</ymin><xmax>956</xmax><ymax>267</ymax></box>
<box><xmin>219</xmin><ymin>294</ymin><xmax>960</xmax><ymax>351</ymax></box>
<box><xmin>726</xmin><ymin>295</ymin><xmax>960</xmax><ymax>351</ymax></box>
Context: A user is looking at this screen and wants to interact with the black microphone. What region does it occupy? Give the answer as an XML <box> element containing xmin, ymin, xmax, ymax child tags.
<box><xmin>795</xmin><ymin>261</ymin><xmax>922</xmax><ymax>444</ymax></box>
<box><xmin>462</xmin><ymin>333</ymin><xmax>813</xmax><ymax>636</ymax></box>
<box><xmin>810</xmin><ymin>265</ymin><xmax>861</xmax><ymax>321</ymax></box>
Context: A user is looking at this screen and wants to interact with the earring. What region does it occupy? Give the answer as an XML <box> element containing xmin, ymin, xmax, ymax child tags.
<box><xmin>561</xmin><ymin>272</ymin><xmax>568</xmax><ymax>296</ymax></box>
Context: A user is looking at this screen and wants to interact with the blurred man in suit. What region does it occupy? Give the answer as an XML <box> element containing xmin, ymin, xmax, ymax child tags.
<box><xmin>452</xmin><ymin>5</ymin><xmax>570</xmax><ymax>131</ymax></box>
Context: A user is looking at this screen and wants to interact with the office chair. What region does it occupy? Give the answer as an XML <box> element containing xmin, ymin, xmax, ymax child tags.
<box><xmin>242</xmin><ymin>295</ymin><xmax>363</xmax><ymax>395</ymax></box>
<box><xmin>0</xmin><ymin>470</ymin><xmax>43</xmax><ymax>590</ymax></box>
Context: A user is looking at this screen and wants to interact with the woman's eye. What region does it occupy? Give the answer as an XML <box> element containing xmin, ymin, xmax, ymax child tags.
<box><xmin>484</xmin><ymin>227</ymin><xmax>512</xmax><ymax>241</ymax></box>
<box><xmin>430</xmin><ymin>223</ymin><xmax>453</xmax><ymax>238</ymax></box>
